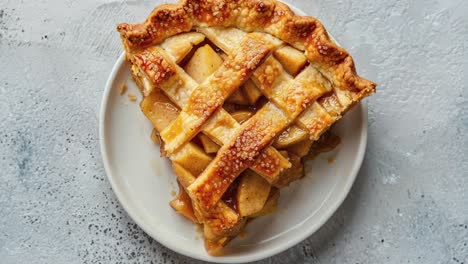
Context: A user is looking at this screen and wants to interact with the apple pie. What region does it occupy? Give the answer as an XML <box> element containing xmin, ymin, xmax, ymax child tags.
<box><xmin>117</xmin><ymin>0</ymin><xmax>376</xmax><ymax>255</ymax></box>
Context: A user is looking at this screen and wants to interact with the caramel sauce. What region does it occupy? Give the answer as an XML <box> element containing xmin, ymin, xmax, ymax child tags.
<box><xmin>151</xmin><ymin>129</ymin><xmax>161</xmax><ymax>144</ymax></box>
<box><xmin>204</xmin><ymin>240</ymin><xmax>225</xmax><ymax>257</ymax></box>
<box><xmin>190</xmin><ymin>135</ymin><xmax>204</xmax><ymax>148</ymax></box>
<box><xmin>305</xmin><ymin>131</ymin><xmax>341</xmax><ymax>160</ymax></box>
<box><xmin>170</xmin><ymin>184</ymin><xmax>198</xmax><ymax>223</ymax></box>
<box><xmin>239</xmin><ymin>231</ymin><xmax>247</xmax><ymax>238</ymax></box>
<box><xmin>221</xmin><ymin>180</ymin><xmax>239</xmax><ymax>211</ymax></box>
<box><xmin>195</xmin><ymin>224</ymin><xmax>203</xmax><ymax>233</ymax></box>
<box><xmin>222</xmin><ymin>96</ymin><xmax>266</xmax><ymax>114</ymax></box>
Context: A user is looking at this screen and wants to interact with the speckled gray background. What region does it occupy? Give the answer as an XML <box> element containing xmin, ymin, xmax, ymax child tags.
<box><xmin>0</xmin><ymin>0</ymin><xmax>467</xmax><ymax>263</ymax></box>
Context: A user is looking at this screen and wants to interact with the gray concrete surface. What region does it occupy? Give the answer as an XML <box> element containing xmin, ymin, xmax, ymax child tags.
<box><xmin>1</xmin><ymin>0</ymin><xmax>467</xmax><ymax>263</ymax></box>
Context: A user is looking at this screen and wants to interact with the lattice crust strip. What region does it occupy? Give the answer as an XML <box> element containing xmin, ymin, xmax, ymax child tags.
<box><xmin>130</xmin><ymin>36</ymin><xmax>291</xmax><ymax>182</ymax></box>
<box><xmin>160</xmin><ymin>32</ymin><xmax>282</xmax><ymax>154</ymax></box>
<box><xmin>201</xmin><ymin>27</ymin><xmax>342</xmax><ymax>141</ymax></box>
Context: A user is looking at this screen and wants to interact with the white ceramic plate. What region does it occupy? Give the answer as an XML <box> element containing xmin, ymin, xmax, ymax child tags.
<box><xmin>100</xmin><ymin>4</ymin><xmax>367</xmax><ymax>263</ymax></box>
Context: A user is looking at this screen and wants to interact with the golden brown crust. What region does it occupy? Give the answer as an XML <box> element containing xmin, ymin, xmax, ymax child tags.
<box><xmin>117</xmin><ymin>0</ymin><xmax>377</xmax><ymax>254</ymax></box>
<box><xmin>117</xmin><ymin>0</ymin><xmax>376</xmax><ymax>94</ymax></box>
<box><xmin>188</xmin><ymin>102</ymin><xmax>289</xmax><ymax>210</ymax></box>
<box><xmin>159</xmin><ymin>32</ymin><xmax>278</xmax><ymax>154</ymax></box>
<box><xmin>129</xmin><ymin>43</ymin><xmax>291</xmax><ymax>182</ymax></box>
<box><xmin>131</xmin><ymin>47</ymin><xmax>178</xmax><ymax>89</ymax></box>
<box><xmin>117</xmin><ymin>3</ymin><xmax>193</xmax><ymax>50</ymax></box>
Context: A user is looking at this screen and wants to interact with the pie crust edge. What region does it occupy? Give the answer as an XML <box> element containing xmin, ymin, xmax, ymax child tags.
<box><xmin>116</xmin><ymin>0</ymin><xmax>377</xmax><ymax>97</ymax></box>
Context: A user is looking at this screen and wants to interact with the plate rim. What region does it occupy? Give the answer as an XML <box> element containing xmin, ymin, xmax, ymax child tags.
<box><xmin>99</xmin><ymin>4</ymin><xmax>368</xmax><ymax>263</ymax></box>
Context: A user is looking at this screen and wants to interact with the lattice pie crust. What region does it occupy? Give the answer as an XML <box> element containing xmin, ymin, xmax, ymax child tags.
<box><xmin>117</xmin><ymin>0</ymin><xmax>376</xmax><ymax>255</ymax></box>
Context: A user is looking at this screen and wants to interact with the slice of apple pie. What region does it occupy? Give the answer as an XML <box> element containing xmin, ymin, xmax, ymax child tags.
<box><xmin>117</xmin><ymin>0</ymin><xmax>376</xmax><ymax>255</ymax></box>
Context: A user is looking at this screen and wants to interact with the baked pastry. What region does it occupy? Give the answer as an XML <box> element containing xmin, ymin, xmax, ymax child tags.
<box><xmin>117</xmin><ymin>0</ymin><xmax>376</xmax><ymax>255</ymax></box>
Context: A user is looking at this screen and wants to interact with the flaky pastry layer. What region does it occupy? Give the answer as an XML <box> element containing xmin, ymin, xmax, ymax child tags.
<box><xmin>117</xmin><ymin>0</ymin><xmax>376</xmax><ymax>95</ymax></box>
